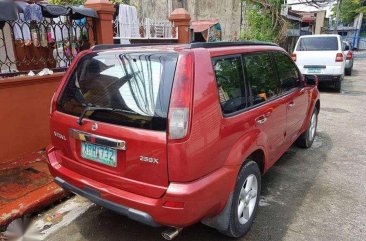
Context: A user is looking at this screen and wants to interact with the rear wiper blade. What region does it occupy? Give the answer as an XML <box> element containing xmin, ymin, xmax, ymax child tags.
<box><xmin>77</xmin><ymin>105</ymin><xmax>138</xmax><ymax>125</ymax></box>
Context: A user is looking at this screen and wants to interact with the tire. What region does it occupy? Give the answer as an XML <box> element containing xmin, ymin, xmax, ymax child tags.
<box><xmin>221</xmin><ymin>161</ymin><xmax>261</xmax><ymax>238</ymax></box>
<box><xmin>345</xmin><ymin>68</ymin><xmax>352</xmax><ymax>76</ymax></box>
<box><xmin>296</xmin><ymin>107</ymin><xmax>318</xmax><ymax>148</ymax></box>
<box><xmin>334</xmin><ymin>81</ymin><xmax>341</xmax><ymax>92</ymax></box>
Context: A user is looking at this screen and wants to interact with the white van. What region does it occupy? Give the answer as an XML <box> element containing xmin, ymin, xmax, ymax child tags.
<box><xmin>292</xmin><ymin>34</ymin><xmax>345</xmax><ymax>91</ymax></box>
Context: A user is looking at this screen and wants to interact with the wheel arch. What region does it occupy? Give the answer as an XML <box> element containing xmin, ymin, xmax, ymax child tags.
<box><xmin>315</xmin><ymin>99</ymin><xmax>320</xmax><ymax>113</ymax></box>
<box><xmin>245</xmin><ymin>149</ymin><xmax>266</xmax><ymax>174</ymax></box>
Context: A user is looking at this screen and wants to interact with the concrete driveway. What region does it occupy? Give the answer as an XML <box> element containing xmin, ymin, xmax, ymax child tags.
<box><xmin>19</xmin><ymin>59</ymin><xmax>366</xmax><ymax>241</ymax></box>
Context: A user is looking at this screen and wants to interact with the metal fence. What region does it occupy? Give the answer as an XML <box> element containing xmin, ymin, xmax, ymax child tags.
<box><xmin>113</xmin><ymin>18</ymin><xmax>178</xmax><ymax>42</ymax></box>
<box><xmin>0</xmin><ymin>3</ymin><xmax>97</xmax><ymax>76</ymax></box>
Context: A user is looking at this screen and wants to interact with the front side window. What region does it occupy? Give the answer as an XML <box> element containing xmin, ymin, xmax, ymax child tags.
<box><xmin>243</xmin><ymin>53</ymin><xmax>280</xmax><ymax>105</ymax></box>
<box><xmin>273</xmin><ymin>52</ymin><xmax>300</xmax><ymax>92</ymax></box>
<box><xmin>57</xmin><ymin>52</ymin><xmax>178</xmax><ymax>131</ymax></box>
<box><xmin>212</xmin><ymin>56</ymin><xmax>247</xmax><ymax>114</ymax></box>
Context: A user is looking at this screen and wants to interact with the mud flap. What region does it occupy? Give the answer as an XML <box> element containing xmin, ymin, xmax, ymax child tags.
<box><xmin>201</xmin><ymin>193</ymin><xmax>233</xmax><ymax>231</ymax></box>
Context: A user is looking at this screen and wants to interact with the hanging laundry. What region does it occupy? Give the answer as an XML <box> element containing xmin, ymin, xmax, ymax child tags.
<box><xmin>13</xmin><ymin>13</ymin><xmax>31</xmax><ymax>43</ymax></box>
<box><xmin>40</xmin><ymin>25</ymin><xmax>48</xmax><ymax>47</ymax></box>
<box><xmin>74</xmin><ymin>18</ymin><xmax>87</xmax><ymax>42</ymax></box>
<box><xmin>50</xmin><ymin>16</ymin><xmax>70</xmax><ymax>42</ymax></box>
<box><xmin>118</xmin><ymin>4</ymin><xmax>139</xmax><ymax>43</ymax></box>
<box><xmin>31</xmin><ymin>28</ymin><xmax>40</xmax><ymax>47</ymax></box>
<box><xmin>24</xmin><ymin>4</ymin><xmax>43</xmax><ymax>22</ymax></box>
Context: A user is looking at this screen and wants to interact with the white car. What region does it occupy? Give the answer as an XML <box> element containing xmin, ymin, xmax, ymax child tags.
<box><xmin>292</xmin><ymin>34</ymin><xmax>345</xmax><ymax>91</ymax></box>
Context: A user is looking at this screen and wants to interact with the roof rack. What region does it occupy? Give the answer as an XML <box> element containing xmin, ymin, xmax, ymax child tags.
<box><xmin>186</xmin><ymin>41</ymin><xmax>278</xmax><ymax>49</ymax></box>
<box><xmin>91</xmin><ymin>43</ymin><xmax>178</xmax><ymax>52</ymax></box>
<box><xmin>91</xmin><ymin>41</ymin><xmax>277</xmax><ymax>52</ymax></box>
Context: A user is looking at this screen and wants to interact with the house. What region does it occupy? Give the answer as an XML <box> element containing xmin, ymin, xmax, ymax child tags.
<box><xmin>327</xmin><ymin>13</ymin><xmax>365</xmax><ymax>50</ymax></box>
<box><xmin>129</xmin><ymin>0</ymin><xmax>242</xmax><ymax>41</ymax></box>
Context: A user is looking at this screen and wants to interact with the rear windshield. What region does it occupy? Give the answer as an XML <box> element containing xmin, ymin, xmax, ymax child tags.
<box><xmin>296</xmin><ymin>37</ymin><xmax>339</xmax><ymax>51</ymax></box>
<box><xmin>57</xmin><ymin>51</ymin><xmax>178</xmax><ymax>131</ymax></box>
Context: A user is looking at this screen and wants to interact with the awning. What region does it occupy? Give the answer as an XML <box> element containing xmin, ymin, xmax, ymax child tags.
<box><xmin>0</xmin><ymin>1</ymin><xmax>18</xmax><ymax>21</ymax></box>
<box><xmin>191</xmin><ymin>20</ymin><xmax>219</xmax><ymax>33</ymax></box>
<box><xmin>68</xmin><ymin>6</ymin><xmax>98</xmax><ymax>20</ymax></box>
<box><xmin>39</xmin><ymin>4</ymin><xmax>68</xmax><ymax>18</ymax></box>
<box><xmin>15</xmin><ymin>1</ymin><xmax>28</xmax><ymax>14</ymax></box>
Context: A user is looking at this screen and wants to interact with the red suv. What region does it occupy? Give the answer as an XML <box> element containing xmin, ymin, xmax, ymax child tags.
<box><xmin>47</xmin><ymin>42</ymin><xmax>320</xmax><ymax>239</ymax></box>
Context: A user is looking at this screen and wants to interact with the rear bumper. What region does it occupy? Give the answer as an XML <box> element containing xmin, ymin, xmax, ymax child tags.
<box><xmin>46</xmin><ymin>146</ymin><xmax>236</xmax><ymax>227</ymax></box>
<box><xmin>345</xmin><ymin>60</ymin><xmax>353</xmax><ymax>70</ymax></box>
<box><xmin>316</xmin><ymin>75</ymin><xmax>342</xmax><ymax>82</ymax></box>
<box><xmin>298</xmin><ymin>65</ymin><xmax>344</xmax><ymax>76</ymax></box>
<box><xmin>54</xmin><ymin>177</ymin><xmax>159</xmax><ymax>227</ymax></box>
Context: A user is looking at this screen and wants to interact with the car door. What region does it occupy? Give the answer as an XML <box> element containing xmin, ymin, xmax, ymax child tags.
<box><xmin>273</xmin><ymin>51</ymin><xmax>309</xmax><ymax>143</ymax></box>
<box><xmin>242</xmin><ymin>52</ymin><xmax>287</xmax><ymax>164</ymax></box>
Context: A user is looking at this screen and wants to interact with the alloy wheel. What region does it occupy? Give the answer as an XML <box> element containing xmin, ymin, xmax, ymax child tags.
<box><xmin>237</xmin><ymin>174</ymin><xmax>258</xmax><ymax>225</ymax></box>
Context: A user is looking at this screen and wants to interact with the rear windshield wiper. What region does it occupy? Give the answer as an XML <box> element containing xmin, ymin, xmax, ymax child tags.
<box><xmin>77</xmin><ymin>105</ymin><xmax>138</xmax><ymax>125</ymax></box>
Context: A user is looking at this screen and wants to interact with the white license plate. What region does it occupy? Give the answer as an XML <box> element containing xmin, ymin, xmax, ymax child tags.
<box><xmin>81</xmin><ymin>142</ymin><xmax>117</xmax><ymax>167</ymax></box>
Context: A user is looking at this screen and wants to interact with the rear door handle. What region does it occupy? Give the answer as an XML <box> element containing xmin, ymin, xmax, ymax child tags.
<box><xmin>256</xmin><ymin>115</ymin><xmax>267</xmax><ymax>124</ymax></box>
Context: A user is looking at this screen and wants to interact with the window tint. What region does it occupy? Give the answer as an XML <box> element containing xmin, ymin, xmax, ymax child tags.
<box><xmin>213</xmin><ymin>56</ymin><xmax>247</xmax><ymax>114</ymax></box>
<box><xmin>274</xmin><ymin>52</ymin><xmax>300</xmax><ymax>92</ymax></box>
<box><xmin>296</xmin><ymin>37</ymin><xmax>339</xmax><ymax>51</ymax></box>
<box><xmin>57</xmin><ymin>52</ymin><xmax>178</xmax><ymax>131</ymax></box>
<box><xmin>243</xmin><ymin>53</ymin><xmax>280</xmax><ymax>105</ymax></box>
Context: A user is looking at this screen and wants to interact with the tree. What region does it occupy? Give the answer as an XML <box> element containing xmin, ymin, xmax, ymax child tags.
<box><xmin>240</xmin><ymin>0</ymin><xmax>288</xmax><ymax>44</ymax></box>
<box><xmin>332</xmin><ymin>0</ymin><xmax>366</xmax><ymax>25</ymax></box>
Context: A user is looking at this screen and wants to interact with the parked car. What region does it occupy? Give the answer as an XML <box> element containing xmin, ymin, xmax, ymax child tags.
<box><xmin>292</xmin><ymin>34</ymin><xmax>345</xmax><ymax>91</ymax></box>
<box><xmin>46</xmin><ymin>42</ymin><xmax>320</xmax><ymax>239</ymax></box>
<box><xmin>343</xmin><ymin>41</ymin><xmax>354</xmax><ymax>76</ymax></box>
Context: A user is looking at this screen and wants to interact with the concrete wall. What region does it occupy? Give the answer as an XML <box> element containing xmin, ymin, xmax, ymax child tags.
<box><xmin>187</xmin><ymin>0</ymin><xmax>241</xmax><ymax>41</ymax></box>
<box><xmin>0</xmin><ymin>73</ymin><xmax>63</xmax><ymax>162</ymax></box>
<box><xmin>130</xmin><ymin>0</ymin><xmax>242</xmax><ymax>41</ymax></box>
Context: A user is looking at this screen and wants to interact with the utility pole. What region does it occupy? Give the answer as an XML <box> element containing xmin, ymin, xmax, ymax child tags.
<box><xmin>334</xmin><ymin>0</ymin><xmax>342</xmax><ymax>33</ymax></box>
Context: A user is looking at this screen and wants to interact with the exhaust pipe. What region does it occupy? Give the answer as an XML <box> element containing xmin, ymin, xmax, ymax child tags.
<box><xmin>161</xmin><ymin>227</ymin><xmax>183</xmax><ymax>240</ymax></box>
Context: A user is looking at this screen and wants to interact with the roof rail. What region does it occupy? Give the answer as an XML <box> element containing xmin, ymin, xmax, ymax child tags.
<box><xmin>186</xmin><ymin>41</ymin><xmax>278</xmax><ymax>49</ymax></box>
<box><xmin>91</xmin><ymin>41</ymin><xmax>277</xmax><ymax>52</ymax></box>
<box><xmin>91</xmin><ymin>43</ymin><xmax>178</xmax><ymax>52</ymax></box>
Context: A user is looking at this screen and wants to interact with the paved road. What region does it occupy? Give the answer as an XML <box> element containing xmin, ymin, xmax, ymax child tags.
<box><xmin>41</xmin><ymin>59</ymin><xmax>366</xmax><ymax>241</ymax></box>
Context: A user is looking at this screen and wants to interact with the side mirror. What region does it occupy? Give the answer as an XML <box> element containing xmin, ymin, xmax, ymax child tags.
<box><xmin>304</xmin><ymin>75</ymin><xmax>319</xmax><ymax>86</ymax></box>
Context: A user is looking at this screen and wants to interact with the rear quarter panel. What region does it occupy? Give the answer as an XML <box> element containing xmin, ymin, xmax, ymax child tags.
<box><xmin>168</xmin><ymin>47</ymin><xmax>286</xmax><ymax>183</ymax></box>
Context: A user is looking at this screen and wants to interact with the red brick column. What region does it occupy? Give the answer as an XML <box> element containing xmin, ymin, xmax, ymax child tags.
<box><xmin>169</xmin><ymin>8</ymin><xmax>191</xmax><ymax>44</ymax></box>
<box><xmin>84</xmin><ymin>0</ymin><xmax>116</xmax><ymax>44</ymax></box>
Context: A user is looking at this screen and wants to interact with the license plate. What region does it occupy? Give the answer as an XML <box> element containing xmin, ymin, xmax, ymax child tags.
<box><xmin>81</xmin><ymin>142</ymin><xmax>117</xmax><ymax>167</ymax></box>
<box><xmin>307</xmin><ymin>68</ymin><xmax>322</xmax><ymax>74</ymax></box>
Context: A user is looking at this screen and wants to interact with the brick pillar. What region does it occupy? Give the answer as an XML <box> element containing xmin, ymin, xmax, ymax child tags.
<box><xmin>84</xmin><ymin>0</ymin><xmax>116</xmax><ymax>44</ymax></box>
<box><xmin>169</xmin><ymin>8</ymin><xmax>191</xmax><ymax>44</ymax></box>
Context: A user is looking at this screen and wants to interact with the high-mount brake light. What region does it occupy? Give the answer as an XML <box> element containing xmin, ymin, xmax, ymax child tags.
<box><xmin>168</xmin><ymin>52</ymin><xmax>193</xmax><ymax>140</ymax></box>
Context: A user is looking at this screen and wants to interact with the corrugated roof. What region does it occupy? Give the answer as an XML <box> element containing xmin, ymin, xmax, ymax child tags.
<box><xmin>191</xmin><ymin>20</ymin><xmax>219</xmax><ymax>33</ymax></box>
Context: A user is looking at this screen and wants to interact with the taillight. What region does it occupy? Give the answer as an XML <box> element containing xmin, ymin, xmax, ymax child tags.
<box><xmin>168</xmin><ymin>52</ymin><xmax>193</xmax><ymax>140</ymax></box>
<box><xmin>291</xmin><ymin>53</ymin><xmax>297</xmax><ymax>62</ymax></box>
<box><xmin>50</xmin><ymin>92</ymin><xmax>57</xmax><ymax>115</ymax></box>
<box><xmin>335</xmin><ymin>53</ymin><xmax>343</xmax><ymax>62</ymax></box>
<box><xmin>346</xmin><ymin>51</ymin><xmax>353</xmax><ymax>60</ymax></box>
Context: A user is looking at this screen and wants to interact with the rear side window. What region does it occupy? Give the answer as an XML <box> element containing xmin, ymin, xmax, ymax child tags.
<box><xmin>212</xmin><ymin>56</ymin><xmax>247</xmax><ymax>114</ymax></box>
<box><xmin>296</xmin><ymin>37</ymin><xmax>339</xmax><ymax>51</ymax></box>
<box><xmin>243</xmin><ymin>53</ymin><xmax>280</xmax><ymax>105</ymax></box>
<box><xmin>273</xmin><ymin>52</ymin><xmax>300</xmax><ymax>92</ymax></box>
<box><xmin>57</xmin><ymin>52</ymin><xmax>178</xmax><ymax>131</ymax></box>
